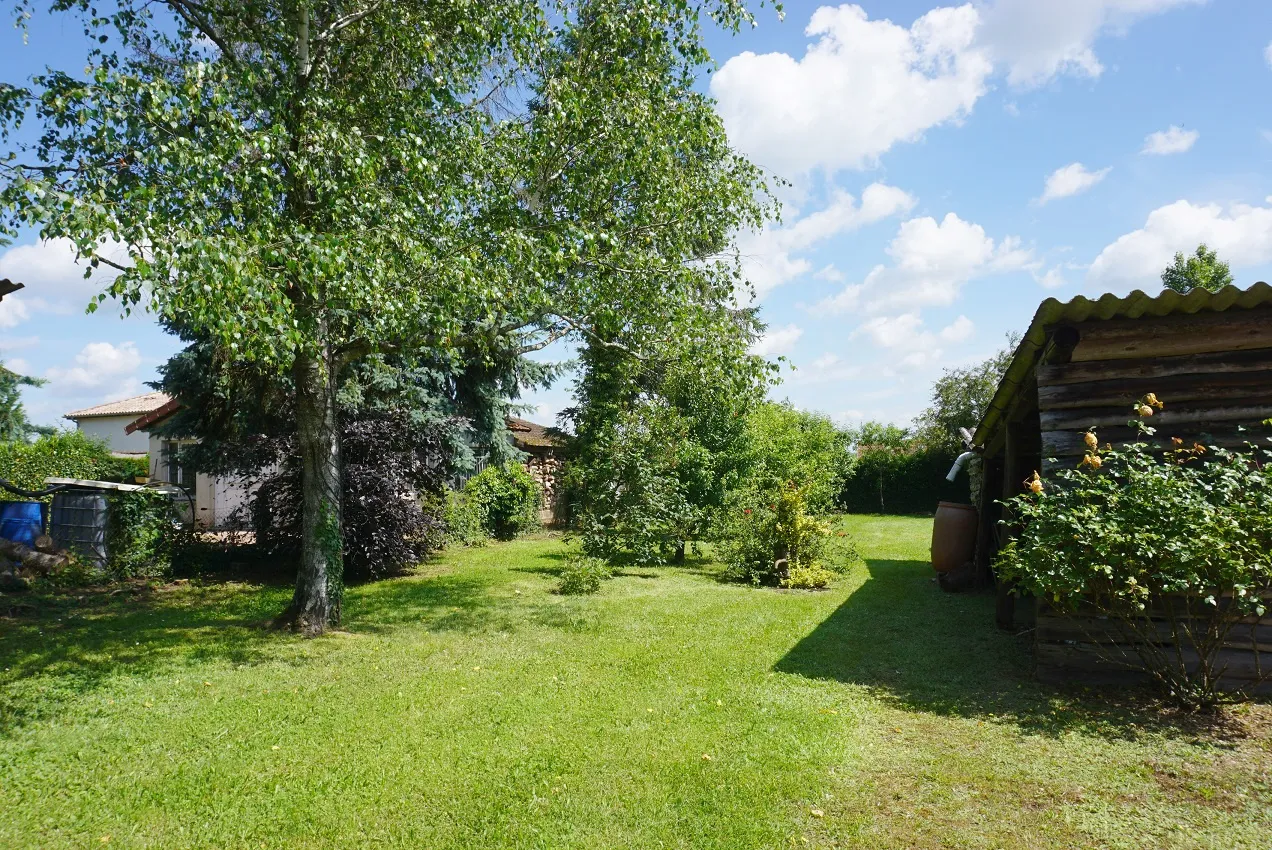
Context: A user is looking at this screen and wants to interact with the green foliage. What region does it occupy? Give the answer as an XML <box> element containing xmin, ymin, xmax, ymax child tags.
<box><xmin>105</xmin><ymin>490</ymin><xmax>174</xmax><ymax>580</ymax></box>
<box><xmin>837</xmin><ymin>441</ymin><xmax>963</xmax><ymax>515</ymax></box>
<box><xmin>742</xmin><ymin>403</ymin><xmax>851</xmax><ymax>514</ymax></box>
<box><xmin>443</xmin><ymin>489</ymin><xmax>488</xmax><ymax>547</ymax></box>
<box><xmin>0</xmin><ymin>361</ymin><xmax>51</xmax><ymax>442</ymax></box>
<box><xmin>0</xmin><ymin>430</ymin><xmax>123</xmax><ymax>491</ymax></box>
<box><xmin>555</xmin><ymin>555</ymin><xmax>612</xmax><ymax>595</ymax></box>
<box><xmin>566</xmin><ymin>328</ymin><xmax>768</xmax><ymax>565</ymax></box>
<box><xmin>995</xmin><ymin>420</ymin><xmax>1272</xmax><ymax>710</ymax></box>
<box><xmin>721</xmin><ymin>484</ymin><xmax>856</xmax><ymax>588</ymax></box>
<box><xmin>1161</xmin><ymin>244</ymin><xmax>1233</xmax><ymax>293</ymax></box>
<box><xmin>913</xmin><ymin>335</ymin><xmax>1018</xmax><ymax>453</ymax></box>
<box><xmin>463</xmin><ymin>463</ymin><xmax>541</xmax><ymax>541</ymax></box>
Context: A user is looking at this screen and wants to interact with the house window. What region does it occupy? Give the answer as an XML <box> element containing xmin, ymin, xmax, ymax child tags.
<box><xmin>162</xmin><ymin>441</ymin><xmax>193</xmax><ymax>488</ymax></box>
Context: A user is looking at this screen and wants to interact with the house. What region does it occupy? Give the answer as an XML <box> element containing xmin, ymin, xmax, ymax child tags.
<box><xmin>64</xmin><ymin>392</ymin><xmax>171</xmax><ymax>458</ymax></box>
<box><xmin>970</xmin><ymin>281</ymin><xmax>1272</xmax><ymax>685</ymax></box>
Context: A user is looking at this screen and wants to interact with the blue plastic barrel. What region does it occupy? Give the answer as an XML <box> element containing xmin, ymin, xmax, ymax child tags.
<box><xmin>0</xmin><ymin>501</ymin><xmax>47</xmax><ymax>547</ymax></box>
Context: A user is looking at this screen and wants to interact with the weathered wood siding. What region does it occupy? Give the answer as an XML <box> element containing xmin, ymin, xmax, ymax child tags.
<box><xmin>1036</xmin><ymin>307</ymin><xmax>1272</xmax><ymax>473</ymax></box>
<box><xmin>1034</xmin><ymin>598</ymin><xmax>1272</xmax><ymax>693</ymax></box>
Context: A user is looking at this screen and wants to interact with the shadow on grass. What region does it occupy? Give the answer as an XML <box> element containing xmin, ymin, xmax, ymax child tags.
<box><xmin>775</xmin><ymin>559</ymin><xmax>1250</xmax><ymax>741</ymax></box>
<box><xmin>0</xmin><ymin>580</ymin><xmax>293</xmax><ymax>732</ymax></box>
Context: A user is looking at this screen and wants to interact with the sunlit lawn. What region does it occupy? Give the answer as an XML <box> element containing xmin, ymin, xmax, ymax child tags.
<box><xmin>1</xmin><ymin>515</ymin><xmax>1269</xmax><ymax>848</ymax></box>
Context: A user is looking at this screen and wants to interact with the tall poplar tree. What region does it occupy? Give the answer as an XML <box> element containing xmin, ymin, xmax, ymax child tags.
<box><xmin>1</xmin><ymin>1</ymin><xmax>775</xmax><ymax>632</ymax></box>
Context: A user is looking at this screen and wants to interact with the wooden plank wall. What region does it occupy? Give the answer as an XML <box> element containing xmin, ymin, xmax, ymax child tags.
<box><xmin>1036</xmin><ymin>308</ymin><xmax>1272</xmax><ymax>473</ymax></box>
<box><xmin>1031</xmin><ymin>305</ymin><xmax>1272</xmax><ymax>688</ymax></box>
<box><xmin>1034</xmin><ymin>599</ymin><xmax>1272</xmax><ymax>693</ymax></box>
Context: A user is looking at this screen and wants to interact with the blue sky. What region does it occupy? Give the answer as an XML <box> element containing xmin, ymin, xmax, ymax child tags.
<box><xmin>3</xmin><ymin>1</ymin><xmax>1272</xmax><ymax>430</ymax></box>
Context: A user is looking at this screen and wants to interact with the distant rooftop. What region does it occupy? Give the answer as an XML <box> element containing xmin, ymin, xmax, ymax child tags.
<box><xmin>65</xmin><ymin>392</ymin><xmax>172</xmax><ymax>420</ymax></box>
<box><xmin>507</xmin><ymin>416</ymin><xmax>562</xmax><ymax>449</ymax></box>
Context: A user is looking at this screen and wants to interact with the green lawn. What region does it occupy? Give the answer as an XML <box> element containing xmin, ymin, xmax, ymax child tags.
<box><xmin>1</xmin><ymin>515</ymin><xmax>1269</xmax><ymax>849</ymax></box>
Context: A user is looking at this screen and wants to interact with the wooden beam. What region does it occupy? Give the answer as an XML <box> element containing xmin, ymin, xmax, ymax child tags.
<box><xmin>1043</xmin><ymin>424</ymin><xmax>1264</xmax><ymax>460</ymax></box>
<box><xmin>1039</xmin><ymin>348</ymin><xmax>1272</xmax><ymax>387</ymax></box>
<box><xmin>1068</xmin><ymin>309</ymin><xmax>1272</xmax><ymax>362</ymax></box>
<box><xmin>1040</xmin><ymin>403</ymin><xmax>1272</xmax><ymax>432</ymax></box>
<box><xmin>1038</xmin><ymin>370</ymin><xmax>1272</xmax><ymax>411</ymax></box>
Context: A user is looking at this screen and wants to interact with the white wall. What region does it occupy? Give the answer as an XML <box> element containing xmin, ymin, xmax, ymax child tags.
<box><xmin>74</xmin><ymin>415</ymin><xmax>151</xmax><ymax>455</ymax></box>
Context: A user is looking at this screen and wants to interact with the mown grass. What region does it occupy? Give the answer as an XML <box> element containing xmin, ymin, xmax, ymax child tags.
<box><xmin>1</xmin><ymin>516</ymin><xmax>1269</xmax><ymax>849</ymax></box>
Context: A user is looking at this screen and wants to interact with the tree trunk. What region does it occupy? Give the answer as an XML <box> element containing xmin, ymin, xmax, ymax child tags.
<box><xmin>275</xmin><ymin>346</ymin><xmax>344</xmax><ymax>636</ymax></box>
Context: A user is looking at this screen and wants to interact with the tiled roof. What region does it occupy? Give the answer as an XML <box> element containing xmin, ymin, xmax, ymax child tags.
<box><xmin>507</xmin><ymin>416</ymin><xmax>563</xmax><ymax>449</ymax></box>
<box><xmin>973</xmin><ymin>282</ymin><xmax>1272</xmax><ymax>447</ymax></box>
<box><xmin>65</xmin><ymin>391</ymin><xmax>172</xmax><ymax>420</ymax></box>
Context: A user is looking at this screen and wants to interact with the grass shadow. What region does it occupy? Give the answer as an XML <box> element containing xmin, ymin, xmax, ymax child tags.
<box><xmin>775</xmin><ymin>558</ymin><xmax>1260</xmax><ymax>741</ymax></box>
<box><xmin>0</xmin><ymin>580</ymin><xmax>293</xmax><ymax>732</ymax></box>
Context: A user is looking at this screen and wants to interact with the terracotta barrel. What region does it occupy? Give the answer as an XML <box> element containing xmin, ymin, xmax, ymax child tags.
<box><xmin>931</xmin><ymin>501</ymin><xmax>978</xmax><ymax>574</ymax></box>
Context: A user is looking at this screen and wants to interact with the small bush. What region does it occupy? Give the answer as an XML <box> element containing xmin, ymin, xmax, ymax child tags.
<box><xmin>106</xmin><ymin>489</ymin><xmax>174</xmax><ymax>579</ymax></box>
<box><xmin>444</xmin><ymin>488</ymin><xmax>488</xmax><ymax>546</ymax></box>
<box><xmin>463</xmin><ymin>463</ymin><xmax>541</xmax><ymax>540</ymax></box>
<box><xmin>782</xmin><ymin>562</ymin><xmax>836</xmax><ymax>590</ymax></box>
<box><xmin>556</xmin><ymin>555</ymin><xmax>612</xmax><ymax>595</ymax></box>
<box><xmin>721</xmin><ymin>483</ymin><xmax>857</xmax><ymax>588</ymax></box>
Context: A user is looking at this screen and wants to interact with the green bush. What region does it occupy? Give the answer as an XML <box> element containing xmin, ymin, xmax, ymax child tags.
<box><xmin>556</xmin><ymin>555</ymin><xmax>612</xmax><ymax>595</ymax></box>
<box><xmin>721</xmin><ymin>483</ymin><xmax>857</xmax><ymax>588</ymax></box>
<box><xmin>105</xmin><ymin>489</ymin><xmax>174</xmax><ymax>579</ymax></box>
<box><xmin>743</xmin><ymin>403</ymin><xmax>851</xmax><ymax>514</ymax></box>
<box><xmin>463</xmin><ymin>463</ymin><xmax>541</xmax><ymax>540</ymax></box>
<box><xmin>995</xmin><ymin>414</ymin><xmax>1272</xmax><ymax>711</ymax></box>
<box><xmin>0</xmin><ymin>431</ymin><xmax>124</xmax><ymax>491</ymax></box>
<box><xmin>443</xmin><ymin>488</ymin><xmax>488</xmax><ymax>546</ymax></box>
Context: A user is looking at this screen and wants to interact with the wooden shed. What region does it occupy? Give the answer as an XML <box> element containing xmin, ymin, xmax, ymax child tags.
<box><xmin>969</xmin><ymin>282</ymin><xmax>1272</xmax><ymax>686</ymax></box>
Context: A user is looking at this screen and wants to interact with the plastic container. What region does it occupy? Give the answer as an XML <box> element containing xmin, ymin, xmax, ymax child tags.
<box><xmin>50</xmin><ymin>491</ymin><xmax>109</xmax><ymax>567</ymax></box>
<box><xmin>931</xmin><ymin>501</ymin><xmax>978</xmax><ymax>574</ymax></box>
<box><xmin>0</xmin><ymin>501</ymin><xmax>47</xmax><ymax>547</ymax></box>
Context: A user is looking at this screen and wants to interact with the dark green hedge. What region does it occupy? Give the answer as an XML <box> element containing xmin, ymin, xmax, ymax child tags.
<box><xmin>837</xmin><ymin>447</ymin><xmax>969</xmax><ymax>515</ymax></box>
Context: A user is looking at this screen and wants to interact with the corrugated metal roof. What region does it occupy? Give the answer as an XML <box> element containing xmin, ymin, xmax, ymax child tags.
<box><xmin>65</xmin><ymin>391</ymin><xmax>172</xmax><ymax>420</ymax></box>
<box><xmin>973</xmin><ymin>282</ymin><xmax>1272</xmax><ymax>447</ymax></box>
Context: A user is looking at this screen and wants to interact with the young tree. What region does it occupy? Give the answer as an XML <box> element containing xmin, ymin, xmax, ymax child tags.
<box><xmin>0</xmin><ymin>361</ymin><xmax>49</xmax><ymax>442</ymax></box>
<box><xmin>1</xmin><ymin>1</ymin><xmax>774</xmax><ymax>633</ymax></box>
<box><xmin>1161</xmin><ymin>244</ymin><xmax>1233</xmax><ymax>293</ymax></box>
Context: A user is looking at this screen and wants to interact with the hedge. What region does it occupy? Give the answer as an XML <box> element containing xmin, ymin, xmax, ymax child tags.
<box><xmin>837</xmin><ymin>446</ymin><xmax>969</xmax><ymax>515</ymax></box>
<box><xmin>0</xmin><ymin>431</ymin><xmax>145</xmax><ymax>492</ymax></box>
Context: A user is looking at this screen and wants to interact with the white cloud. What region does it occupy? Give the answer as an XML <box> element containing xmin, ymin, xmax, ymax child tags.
<box><xmin>1265</xmin><ymin>40</ymin><xmax>1272</xmax><ymax>69</ymax></box>
<box><xmin>787</xmin><ymin>351</ymin><xmax>862</xmax><ymax>385</ymax></box>
<box><xmin>1141</xmin><ymin>125</ymin><xmax>1199</xmax><ymax>155</ymax></box>
<box><xmin>821</xmin><ymin>212</ymin><xmax>1034</xmax><ymax>314</ymax></box>
<box><xmin>1039</xmin><ymin>162</ymin><xmax>1111</xmax><ymax>203</ymax></box>
<box><xmin>1036</xmin><ymin>267</ymin><xmax>1068</xmax><ymax>289</ymax></box>
<box><xmin>856</xmin><ymin>313</ymin><xmax>925</xmax><ymax>349</ymax></box>
<box><xmin>737</xmin><ymin>182</ymin><xmax>915</xmax><ymax>299</ymax></box>
<box><xmin>0</xmin><ymin>295</ymin><xmax>30</xmax><ymax>330</ymax></box>
<box><xmin>813</xmin><ymin>264</ymin><xmax>845</xmax><ymax>282</ymax></box>
<box><xmin>978</xmin><ymin>0</ymin><xmax>1204</xmax><ymax>89</ymax></box>
<box><xmin>1087</xmin><ymin>199</ymin><xmax>1272</xmax><ymax>290</ymax></box>
<box><xmin>851</xmin><ymin>313</ymin><xmax>975</xmax><ymax>378</ymax></box>
<box><xmin>45</xmin><ymin>341</ymin><xmax>144</xmax><ymax>398</ymax></box>
<box><xmin>712</xmin><ymin>4</ymin><xmax>992</xmax><ymax>176</ymax></box>
<box><xmin>0</xmin><ymin>238</ymin><xmax>129</xmax><ymax>328</ymax></box>
<box><xmin>750</xmin><ymin>323</ymin><xmax>804</xmax><ymax>357</ymax></box>
<box><xmin>938</xmin><ymin>314</ymin><xmax>975</xmax><ymax>343</ymax></box>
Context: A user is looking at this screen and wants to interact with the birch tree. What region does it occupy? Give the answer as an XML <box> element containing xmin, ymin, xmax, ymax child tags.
<box><xmin>1</xmin><ymin>0</ymin><xmax>776</xmax><ymax>633</ymax></box>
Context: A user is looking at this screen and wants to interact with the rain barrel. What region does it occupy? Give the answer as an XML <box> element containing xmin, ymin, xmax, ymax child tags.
<box><xmin>50</xmin><ymin>491</ymin><xmax>109</xmax><ymax>568</ymax></box>
<box><xmin>0</xmin><ymin>501</ymin><xmax>47</xmax><ymax>547</ymax></box>
<box><xmin>931</xmin><ymin>501</ymin><xmax>978</xmax><ymax>574</ymax></box>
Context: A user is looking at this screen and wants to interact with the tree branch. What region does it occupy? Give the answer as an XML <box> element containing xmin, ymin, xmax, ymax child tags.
<box><xmin>165</xmin><ymin>0</ymin><xmax>240</xmax><ymax>68</ymax></box>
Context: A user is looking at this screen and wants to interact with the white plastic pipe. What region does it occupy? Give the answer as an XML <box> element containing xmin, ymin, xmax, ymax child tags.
<box><xmin>946</xmin><ymin>451</ymin><xmax>976</xmax><ymax>483</ymax></box>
